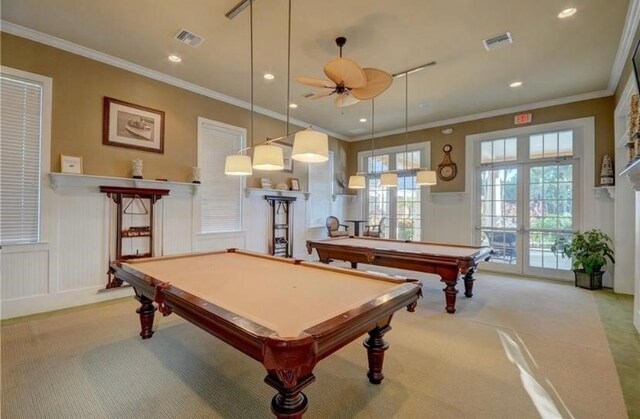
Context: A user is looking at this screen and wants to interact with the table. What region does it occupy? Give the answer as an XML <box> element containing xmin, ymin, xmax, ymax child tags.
<box><xmin>109</xmin><ymin>249</ymin><xmax>421</xmax><ymax>418</ymax></box>
<box><xmin>306</xmin><ymin>237</ymin><xmax>492</xmax><ymax>314</ymax></box>
<box><xmin>344</xmin><ymin>219</ymin><xmax>367</xmax><ymax>236</ymax></box>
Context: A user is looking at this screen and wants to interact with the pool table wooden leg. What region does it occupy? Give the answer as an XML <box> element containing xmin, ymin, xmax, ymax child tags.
<box><xmin>442</xmin><ymin>281</ymin><xmax>458</xmax><ymax>314</ymax></box>
<box><xmin>135</xmin><ymin>293</ymin><xmax>156</xmax><ymax>339</ymax></box>
<box><xmin>265</xmin><ymin>372</ymin><xmax>315</xmax><ymax>419</ymax></box>
<box><xmin>462</xmin><ymin>268</ymin><xmax>476</xmax><ymax>298</ymax></box>
<box><xmin>363</xmin><ymin>324</ymin><xmax>391</xmax><ymax>384</ymax></box>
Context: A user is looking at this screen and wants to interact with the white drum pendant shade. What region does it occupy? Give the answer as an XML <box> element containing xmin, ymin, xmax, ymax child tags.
<box><xmin>380</xmin><ymin>172</ymin><xmax>398</xmax><ymax>188</ymax></box>
<box><xmin>224</xmin><ymin>154</ymin><xmax>253</xmax><ymax>175</ymax></box>
<box><xmin>348</xmin><ymin>175</ymin><xmax>366</xmax><ymax>189</ymax></box>
<box><xmin>253</xmin><ymin>144</ymin><xmax>284</xmax><ymax>170</ymax></box>
<box><xmin>292</xmin><ymin>130</ymin><xmax>329</xmax><ymax>163</ymax></box>
<box><xmin>416</xmin><ymin>170</ymin><xmax>437</xmax><ymax>186</ymax></box>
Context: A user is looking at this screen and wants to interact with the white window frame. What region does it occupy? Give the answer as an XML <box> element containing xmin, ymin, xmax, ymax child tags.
<box><xmin>194</xmin><ymin>117</ymin><xmax>246</xmax><ymax>235</ymax></box>
<box><xmin>357</xmin><ymin>142</ymin><xmax>432</xmax><ymax>240</ymax></box>
<box><xmin>0</xmin><ymin>66</ymin><xmax>52</xmax><ymax>247</ymax></box>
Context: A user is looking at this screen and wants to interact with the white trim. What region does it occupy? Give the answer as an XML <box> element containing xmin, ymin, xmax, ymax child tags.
<box><xmin>608</xmin><ymin>0</ymin><xmax>640</xmax><ymax>92</ymax></box>
<box><xmin>465</xmin><ymin>117</ymin><xmax>596</xmax><ymax>279</ymax></box>
<box><xmin>1</xmin><ymin>21</ymin><xmax>348</xmax><ymax>141</ymax></box>
<box><xmin>352</xmin><ymin>90</ymin><xmax>611</xmax><ymax>141</ymax></box>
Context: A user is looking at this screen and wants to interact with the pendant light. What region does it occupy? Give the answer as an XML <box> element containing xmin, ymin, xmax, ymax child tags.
<box><xmin>347</xmin><ymin>101</ymin><xmax>368</xmax><ymax>189</ymax></box>
<box><xmin>224</xmin><ymin>0</ymin><xmax>256</xmax><ymax>176</ymax></box>
<box><xmin>408</xmin><ymin>68</ymin><xmax>437</xmax><ymax>186</ymax></box>
<box><xmin>288</xmin><ymin>0</ymin><xmax>328</xmax><ymax>163</ymax></box>
<box><xmin>252</xmin><ymin>143</ymin><xmax>284</xmax><ymax>170</ymax></box>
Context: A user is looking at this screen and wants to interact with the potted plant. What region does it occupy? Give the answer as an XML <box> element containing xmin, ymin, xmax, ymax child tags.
<box><xmin>555</xmin><ymin>229</ymin><xmax>615</xmax><ymax>289</ymax></box>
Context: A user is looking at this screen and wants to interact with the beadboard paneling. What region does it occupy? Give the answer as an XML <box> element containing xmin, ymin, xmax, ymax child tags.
<box><xmin>1</xmin><ymin>246</ymin><xmax>49</xmax><ymax>299</ymax></box>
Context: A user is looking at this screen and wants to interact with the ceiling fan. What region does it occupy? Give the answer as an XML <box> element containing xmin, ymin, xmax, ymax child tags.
<box><xmin>296</xmin><ymin>37</ymin><xmax>393</xmax><ymax>107</ymax></box>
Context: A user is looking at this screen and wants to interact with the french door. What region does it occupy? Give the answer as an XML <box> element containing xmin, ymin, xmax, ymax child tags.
<box><xmin>478</xmin><ymin>160</ymin><xmax>578</xmax><ymax>280</ymax></box>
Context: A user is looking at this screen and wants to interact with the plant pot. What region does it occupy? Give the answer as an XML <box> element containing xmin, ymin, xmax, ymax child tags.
<box><xmin>573</xmin><ymin>269</ymin><xmax>603</xmax><ymax>290</ymax></box>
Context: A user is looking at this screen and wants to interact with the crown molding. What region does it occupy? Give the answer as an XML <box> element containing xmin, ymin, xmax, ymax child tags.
<box><xmin>351</xmin><ymin>89</ymin><xmax>612</xmax><ymax>141</ymax></box>
<box><xmin>608</xmin><ymin>0</ymin><xmax>640</xmax><ymax>92</ymax></box>
<box><xmin>0</xmin><ymin>21</ymin><xmax>348</xmax><ymax>141</ymax></box>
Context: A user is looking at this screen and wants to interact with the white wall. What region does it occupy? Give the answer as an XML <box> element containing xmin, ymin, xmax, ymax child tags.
<box><xmin>0</xmin><ymin>173</ymin><xmax>347</xmax><ymax>319</ymax></box>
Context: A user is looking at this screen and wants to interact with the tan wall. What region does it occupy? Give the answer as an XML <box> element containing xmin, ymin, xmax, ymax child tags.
<box><xmin>0</xmin><ymin>32</ymin><xmax>347</xmax><ymax>188</ymax></box>
<box><xmin>347</xmin><ymin>96</ymin><xmax>615</xmax><ymax>192</ymax></box>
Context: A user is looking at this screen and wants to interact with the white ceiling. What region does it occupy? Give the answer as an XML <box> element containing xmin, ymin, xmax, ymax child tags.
<box><xmin>0</xmin><ymin>0</ymin><xmax>631</xmax><ymax>139</ymax></box>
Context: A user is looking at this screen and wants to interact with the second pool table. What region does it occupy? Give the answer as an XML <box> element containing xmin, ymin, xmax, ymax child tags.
<box><xmin>307</xmin><ymin>237</ymin><xmax>493</xmax><ymax>314</ymax></box>
<box><xmin>109</xmin><ymin>249</ymin><xmax>422</xmax><ymax>418</ymax></box>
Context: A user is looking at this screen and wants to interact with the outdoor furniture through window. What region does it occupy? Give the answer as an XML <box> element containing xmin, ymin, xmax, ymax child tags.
<box><xmin>364</xmin><ymin>217</ymin><xmax>386</xmax><ymax>238</ymax></box>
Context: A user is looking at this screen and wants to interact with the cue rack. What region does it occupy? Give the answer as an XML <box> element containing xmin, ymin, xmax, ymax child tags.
<box><xmin>100</xmin><ymin>186</ymin><xmax>169</xmax><ymax>288</ymax></box>
<box><xmin>264</xmin><ymin>195</ymin><xmax>296</xmax><ymax>258</ymax></box>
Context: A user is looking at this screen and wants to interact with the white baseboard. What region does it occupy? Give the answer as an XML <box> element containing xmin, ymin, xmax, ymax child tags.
<box><xmin>1</xmin><ymin>285</ymin><xmax>133</xmax><ymax>319</ymax></box>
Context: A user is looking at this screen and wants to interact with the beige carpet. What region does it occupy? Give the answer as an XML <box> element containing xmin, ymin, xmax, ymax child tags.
<box><xmin>1</xmin><ymin>268</ymin><xmax>628</xmax><ymax>418</ymax></box>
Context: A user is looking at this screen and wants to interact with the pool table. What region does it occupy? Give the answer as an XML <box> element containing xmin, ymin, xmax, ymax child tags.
<box><xmin>109</xmin><ymin>249</ymin><xmax>422</xmax><ymax>418</ymax></box>
<box><xmin>306</xmin><ymin>237</ymin><xmax>493</xmax><ymax>314</ymax></box>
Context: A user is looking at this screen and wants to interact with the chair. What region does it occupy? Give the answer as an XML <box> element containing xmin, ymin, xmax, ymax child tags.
<box><xmin>363</xmin><ymin>217</ymin><xmax>385</xmax><ymax>238</ymax></box>
<box><xmin>485</xmin><ymin>231</ymin><xmax>516</xmax><ymax>262</ymax></box>
<box><xmin>326</xmin><ymin>216</ymin><xmax>349</xmax><ymax>238</ymax></box>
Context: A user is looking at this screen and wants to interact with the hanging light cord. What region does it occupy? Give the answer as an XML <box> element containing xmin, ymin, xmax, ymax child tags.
<box><xmin>405</xmin><ymin>70</ymin><xmax>409</xmax><ymax>167</ymax></box>
<box><xmin>370</xmin><ymin>99</ymin><xmax>375</xmax><ymax>173</ymax></box>
<box><xmin>285</xmin><ymin>0</ymin><xmax>291</xmax><ymax>139</ymax></box>
<box><xmin>249</xmin><ymin>0</ymin><xmax>254</xmax><ymax>149</ymax></box>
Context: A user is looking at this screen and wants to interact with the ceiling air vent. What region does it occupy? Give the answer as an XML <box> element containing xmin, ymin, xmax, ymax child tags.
<box><xmin>482</xmin><ymin>32</ymin><xmax>513</xmax><ymax>51</ymax></box>
<box><xmin>174</xmin><ymin>29</ymin><xmax>205</xmax><ymax>47</ymax></box>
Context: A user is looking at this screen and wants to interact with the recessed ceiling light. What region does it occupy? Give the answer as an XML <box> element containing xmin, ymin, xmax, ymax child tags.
<box><xmin>263</xmin><ymin>73</ymin><xmax>275</xmax><ymax>80</ymax></box>
<box><xmin>359</xmin><ymin>118</ymin><xmax>367</xmax><ymax>123</ymax></box>
<box><xmin>558</xmin><ymin>8</ymin><xmax>577</xmax><ymax>18</ymax></box>
<box><xmin>510</xmin><ymin>81</ymin><xmax>523</xmax><ymax>88</ymax></box>
<box><xmin>168</xmin><ymin>55</ymin><xmax>182</xmax><ymax>63</ymax></box>
<box><xmin>289</xmin><ymin>103</ymin><xmax>298</xmax><ymax>108</ymax></box>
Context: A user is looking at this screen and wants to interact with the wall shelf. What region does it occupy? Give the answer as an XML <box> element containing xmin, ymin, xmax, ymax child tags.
<box><xmin>244</xmin><ymin>187</ymin><xmax>310</xmax><ymax>201</ymax></box>
<box><xmin>49</xmin><ymin>173</ymin><xmax>198</xmax><ymax>195</ymax></box>
<box><xmin>593</xmin><ymin>186</ymin><xmax>615</xmax><ymax>200</ymax></box>
<box><xmin>619</xmin><ymin>157</ymin><xmax>640</xmax><ymax>191</ymax></box>
<box><xmin>332</xmin><ymin>193</ymin><xmax>357</xmax><ymax>202</ymax></box>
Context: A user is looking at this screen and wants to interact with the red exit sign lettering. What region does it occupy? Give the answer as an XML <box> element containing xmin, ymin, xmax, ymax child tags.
<box><xmin>514</xmin><ymin>113</ymin><xmax>532</xmax><ymax>125</ymax></box>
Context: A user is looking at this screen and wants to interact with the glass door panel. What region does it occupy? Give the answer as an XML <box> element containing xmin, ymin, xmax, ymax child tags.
<box><xmin>524</xmin><ymin>162</ymin><xmax>576</xmax><ymax>279</ymax></box>
<box><xmin>397</xmin><ymin>175</ymin><xmax>420</xmax><ymax>240</ymax></box>
<box><xmin>367</xmin><ymin>177</ymin><xmax>390</xmax><ymax>238</ymax></box>
<box><xmin>478</xmin><ymin>166</ymin><xmax>521</xmax><ymax>272</ymax></box>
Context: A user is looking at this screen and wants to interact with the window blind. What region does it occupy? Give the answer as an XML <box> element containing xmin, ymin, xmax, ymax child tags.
<box><xmin>198</xmin><ymin>122</ymin><xmax>243</xmax><ymax>233</ymax></box>
<box><xmin>1</xmin><ymin>75</ymin><xmax>43</xmax><ymax>245</ymax></box>
<box><xmin>308</xmin><ymin>151</ymin><xmax>333</xmax><ymax>228</ymax></box>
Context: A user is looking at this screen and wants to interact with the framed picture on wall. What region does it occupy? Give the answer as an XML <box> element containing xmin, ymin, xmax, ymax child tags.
<box><xmin>103</xmin><ymin>97</ymin><xmax>165</xmax><ymax>153</ymax></box>
<box><xmin>289</xmin><ymin>178</ymin><xmax>300</xmax><ymax>191</ymax></box>
<box><xmin>60</xmin><ymin>154</ymin><xmax>83</xmax><ymax>174</ymax></box>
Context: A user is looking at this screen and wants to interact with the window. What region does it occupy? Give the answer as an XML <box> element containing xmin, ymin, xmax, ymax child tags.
<box><xmin>529</xmin><ymin>131</ymin><xmax>573</xmax><ymax>159</ymax></box>
<box><xmin>197</xmin><ymin>119</ymin><xmax>244</xmax><ymax>233</ymax></box>
<box><xmin>480</xmin><ymin>138</ymin><xmax>517</xmax><ymax>164</ymax></box>
<box><xmin>362</xmin><ymin>144</ymin><xmax>429</xmax><ymax>240</ymax></box>
<box><xmin>308</xmin><ymin>151</ymin><xmax>333</xmax><ymax>227</ymax></box>
<box><xmin>0</xmin><ymin>73</ymin><xmax>44</xmax><ymax>245</ymax></box>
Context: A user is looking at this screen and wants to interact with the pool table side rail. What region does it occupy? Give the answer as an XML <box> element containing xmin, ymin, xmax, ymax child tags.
<box><xmin>110</xmin><ymin>249</ymin><xmax>422</xmax><ymax>364</ymax></box>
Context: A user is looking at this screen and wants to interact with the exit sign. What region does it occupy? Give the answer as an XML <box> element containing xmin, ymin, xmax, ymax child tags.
<box><xmin>514</xmin><ymin>113</ymin><xmax>532</xmax><ymax>125</ymax></box>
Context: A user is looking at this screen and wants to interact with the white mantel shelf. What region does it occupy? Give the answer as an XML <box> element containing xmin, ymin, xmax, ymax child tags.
<box><xmin>619</xmin><ymin>158</ymin><xmax>640</xmax><ymax>191</ymax></box>
<box><xmin>594</xmin><ymin>186</ymin><xmax>615</xmax><ymax>200</ymax></box>
<box><xmin>244</xmin><ymin>187</ymin><xmax>310</xmax><ymax>201</ymax></box>
<box><xmin>49</xmin><ymin>173</ymin><xmax>199</xmax><ymax>195</ymax></box>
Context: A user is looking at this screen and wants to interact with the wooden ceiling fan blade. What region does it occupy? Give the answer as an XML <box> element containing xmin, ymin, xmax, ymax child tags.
<box><xmin>295</xmin><ymin>76</ymin><xmax>336</xmax><ymax>89</ymax></box>
<box><xmin>351</xmin><ymin>68</ymin><xmax>393</xmax><ymax>100</ymax></box>
<box><xmin>309</xmin><ymin>90</ymin><xmax>334</xmax><ymax>99</ymax></box>
<box><xmin>335</xmin><ymin>93</ymin><xmax>360</xmax><ymax>107</ymax></box>
<box><xmin>324</xmin><ymin>58</ymin><xmax>366</xmax><ymax>88</ymax></box>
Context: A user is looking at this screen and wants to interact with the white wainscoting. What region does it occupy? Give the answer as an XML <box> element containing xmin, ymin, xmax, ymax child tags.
<box><xmin>0</xmin><ymin>173</ymin><xmax>346</xmax><ymax>319</ymax></box>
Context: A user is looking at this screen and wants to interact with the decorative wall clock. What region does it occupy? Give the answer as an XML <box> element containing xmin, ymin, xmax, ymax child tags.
<box><xmin>437</xmin><ymin>144</ymin><xmax>457</xmax><ymax>181</ymax></box>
